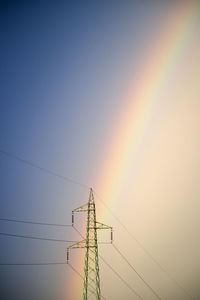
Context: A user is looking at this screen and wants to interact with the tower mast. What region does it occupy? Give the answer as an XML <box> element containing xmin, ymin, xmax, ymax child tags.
<box><xmin>67</xmin><ymin>188</ymin><xmax>112</xmax><ymax>299</ymax></box>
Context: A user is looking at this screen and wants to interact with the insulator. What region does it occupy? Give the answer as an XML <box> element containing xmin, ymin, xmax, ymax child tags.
<box><xmin>111</xmin><ymin>229</ymin><xmax>113</xmax><ymax>243</ymax></box>
<box><xmin>67</xmin><ymin>249</ymin><xmax>69</xmax><ymax>263</ymax></box>
<box><xmin>72</xmin><ymin>212</ymin><xmax>74</xmax><ymax>226</ymax></box>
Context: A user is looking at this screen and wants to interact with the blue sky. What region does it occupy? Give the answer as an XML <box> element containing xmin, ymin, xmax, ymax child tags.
<box><xmin>0</xmin><ymin>2</ymin><xmax>152</xmax><ymax>299</ymax></box>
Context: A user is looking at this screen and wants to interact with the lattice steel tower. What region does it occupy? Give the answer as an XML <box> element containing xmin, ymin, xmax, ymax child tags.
<box><xmin>67</xmin><ymin>188</ymin><xmax>112</xmax><ymax>300</ymax></box>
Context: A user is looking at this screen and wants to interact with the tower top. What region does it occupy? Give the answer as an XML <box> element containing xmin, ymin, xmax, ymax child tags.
<box><xmin>89</xmin><ymin>188</ymin><xmax>94</xmax><ymax>203</ymax></box>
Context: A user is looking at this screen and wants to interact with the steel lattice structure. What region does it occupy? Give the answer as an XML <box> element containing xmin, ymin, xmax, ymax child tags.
<box><xmin>67</xmin><ymin>188</ymin><xmax>112</xmax><ymax>299</ymax></box>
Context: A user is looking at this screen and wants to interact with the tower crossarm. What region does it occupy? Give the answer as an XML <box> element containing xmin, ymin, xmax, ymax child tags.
<box><xmin>92</xmin><ymin>222</ymin><xmax>112</xmax><ymax>230</ymax></box>
<box><xmin>73</xmin><ymin>203</ymin><xmax>88</xmax><ymax>212</ymax></box>
<box><xmin>67</xmin><ymin>239</ymin><xmax>86</xmax><ymax>262</ymax></box>
<box><xmin>68</xmin><ymin>239</ymin><xmax>86</xmax><ymax>249</ymax></box>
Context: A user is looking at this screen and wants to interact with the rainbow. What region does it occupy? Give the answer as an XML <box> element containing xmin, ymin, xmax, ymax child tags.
<box><xmin>68</xmin><ymin>1</ymin><xmax>200</xmax><ymax>299</ymax></box>
<box><xmin>96</xmin><ymin>1</ymin><xmax>200</xmax><ymax>211</ymax></box>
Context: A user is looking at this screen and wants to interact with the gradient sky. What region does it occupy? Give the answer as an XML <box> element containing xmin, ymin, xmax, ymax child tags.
<box><xmin>0</xmin><ymin>1</ymin><xmax>200</xmax><ymax>300</ymax></box>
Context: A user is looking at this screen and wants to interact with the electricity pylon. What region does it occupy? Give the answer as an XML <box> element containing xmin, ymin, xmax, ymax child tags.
<box><xmin>67</xmin><ymin>188</ymin><xmax>112</xmax><ymax>300</ymax></box>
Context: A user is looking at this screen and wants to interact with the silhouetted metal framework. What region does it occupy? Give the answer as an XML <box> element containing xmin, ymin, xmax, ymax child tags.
<box><xmin>67</xmin><ymin>188</ymin><xmax>112</xmax><ymax>300</ymax></box>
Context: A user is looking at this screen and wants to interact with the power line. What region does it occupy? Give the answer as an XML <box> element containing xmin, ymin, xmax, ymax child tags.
<box><xmin>68</xmin><ymin>262</ymin><xmax>84</xmax><ymax>279</ymax></box>
<box><xmin>0</xmin><ymin>149</ymin><xmax>193</xmax><ymax>299</ymax></box>
<box><xmin>0</xmin><ymin>261</ymin><xmax>106</xmax><ymax>299</ymax></box>
<box><xmin>0</xmin><ymin>262</ymin><xmax>67</xmax><ymax>266</ymax></box>
<box><xmin>73</xmin><ymin>226</ymin><xmax>143</xmax><ymax>300</ymax></box>
<box><xmin>73</xmin><ymin>225</ymin><xmax>85</xmax><ymax>239</ymax></box>
<box><xmin>113</xmin><ymin>244</ymin><xmax>161</xmax><ymax>300</ymax></box>
<box><xmin>0</xmin><ymin>217</ymin><xmax>71</xmax><ymax>227</ymax></box>
<box><xmin>98</xmin><ymin>252</ymin><xmax>143</xmax><ymax>300</ymax></box>
<box><xmin>93</xmin><ymin>191</ymin><xmax>194</xmax><ymax>300</ymax></box>
<box><xmin>0</xmin><ymin>228</ymin><xmax>110</xmax><ymax>245</ymax></box>
<box><xmin>0</xmin><ymin>149</ymin><xmax>89</xmax><ymax>189</ymax></box>
<box><xmin>0</xmin><ymin>232</ymin><xmax>78</xmax><ymax>243</ymax></box>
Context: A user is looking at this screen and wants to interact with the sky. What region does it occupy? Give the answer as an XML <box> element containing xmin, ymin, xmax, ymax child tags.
<box><xmin>0</xmin><ymin>1</ymin><xmax>200</xmax><ymax>300</ymax></box>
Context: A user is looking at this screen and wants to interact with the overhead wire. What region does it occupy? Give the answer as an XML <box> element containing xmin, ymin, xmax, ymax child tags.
<box><xmin>0</xmin><ymin>217</ymin><xmax>159</xmax><ymax>298</ymax></box>
<box><xmin>0</xmin><ymin>260</ymin><xmax>106</xmax><ymax>299</ymax></box>
<box><xmin>0</xmin><ymin>149</ymin><xmax>193</xmax><ymax>299</ymax></box>
<box><xmin>98</xmin><ymin>252</ymin><xmax>143</xmax><ymax>300</ymax></box>
<box><xmin>112</xmin><ymin>243</ymin><xmax>161</xmax><ymax>300</ymax></box>
<box><xmin>0</xmin><ymin>262</ymin><xmax>67</xmax><ymax>266</ymax></box>
<box><xmin>0</xmin><ymin>217</ymin><xmax>71</xmax><ymax>227</ymax></box>
<box><xmin>0</xmin><ymin>232</ymin><xmax>78</xmax><ymax>243</ymax></box>
<box><xmin>73</xmin><ymin>226</ymin><xmax>143</xmax><ymax>300</ymax></box>
<box><xmin>93</xmin><ymin>191</ymin><xmax>194</xmax><ymax>300</ymax></box>
<box><xmin>0</xmin><ymin>226</ymin><xmax>110</xmax><ymax>245</ymax></box>
<box><xmin>0</xmin><ymin>149</ymin><xmax>89</xmax><ymax>189</ymax></box>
